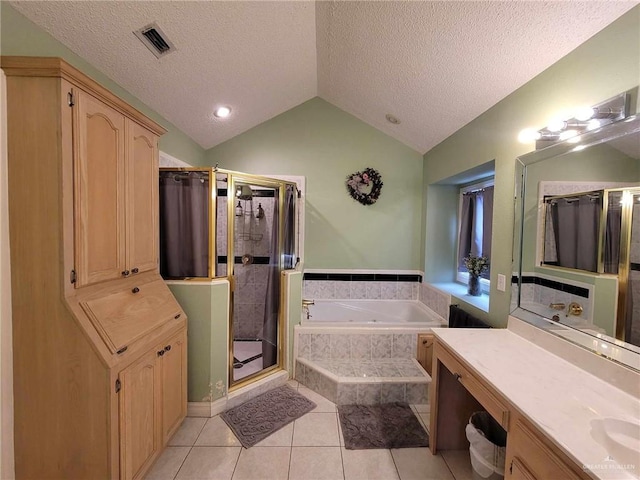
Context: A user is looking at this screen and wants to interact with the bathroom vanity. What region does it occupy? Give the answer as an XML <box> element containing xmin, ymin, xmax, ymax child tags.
<box><xmin>429</xmin><ymin>320</ymin><xmax>640</xmax><ymax>479</ymax></box>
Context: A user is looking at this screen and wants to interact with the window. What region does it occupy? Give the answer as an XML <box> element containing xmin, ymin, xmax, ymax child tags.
<box><xmin>457</xmin><ymin>179</ymin><xmax>494</xmax><ymax>289</ymax></box>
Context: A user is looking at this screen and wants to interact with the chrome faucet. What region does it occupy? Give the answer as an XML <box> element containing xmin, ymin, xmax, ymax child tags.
<box><xmin>302</xmin><ymin>299</ymin><xmax>314</xmax><ymax>320</ymax></box>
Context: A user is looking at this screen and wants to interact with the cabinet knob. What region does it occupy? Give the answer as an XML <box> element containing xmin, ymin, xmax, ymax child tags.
<box><xmin>164</xmin><ymin>345</ymin><xmax>172</xmax><ymax>352</ymax></box>
<box><xmin>454</xmin><ymin>373</ymin><xmax>462</xmax><ymax>381</ymax></box>
<box><xmin>121</xmin><ymin>270</ymin><xmax>130</xmax><ymax>277</ymax></box>
<box><xmin>132</xmin><ymin>287</ymin><xmax>140</xmax><ymax>294</ymax></box>
<box><xmin>131</xmin><ymin>267</ymin><xmax>139</xmax><ymax>274</ymax></box>
<box><xmin>157</xmin><ymin>350</ymin><xmax>165</xmax><ymax>357</ymax></box>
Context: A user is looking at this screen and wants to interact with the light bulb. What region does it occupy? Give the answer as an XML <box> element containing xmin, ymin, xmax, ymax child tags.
<box><xmin>546</xmin><ymin>119</ymin><xmax>566</xmax><ymax>132</ymax></box>
<box><xmin>559</xmin><ymin>130</ymin><xmax>578</xmax><ymax>141</ymax></box>
<box><xmin>574</xmin><ymin>106</ymin><xmax>595</xmax><ymax>121</ymax></box>
<box><xmin>517</xmin><ymin>128</ymin><xmax>541</xmax><ymax>143</ymax></box>
<box><xmin>586</xmin><ymin>119</ymin><xmax>601</xmax><ymax>131</ymax></box>
<box><xmin>214</xmin><ymin>106</ymin><xmax>232</xmax><ymax>118</ymax></box>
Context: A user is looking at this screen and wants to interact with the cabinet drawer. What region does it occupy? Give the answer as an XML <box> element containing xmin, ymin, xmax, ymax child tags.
<box><xmin>509</xmin><ymin>419</ymin><xmax>583</xmax><ymax>480</ymax></box>
<box><xmin>80</xmin><ymin>279</ymin><xmax>183</xmax><ymax>354</ymax></box>
<box><xmin>436</xmin><ymin>342</ymin><xmax>510</xmax><ymax>429</ymax></box>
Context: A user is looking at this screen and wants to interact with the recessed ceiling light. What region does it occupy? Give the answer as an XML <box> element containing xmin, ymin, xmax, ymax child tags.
<box><xmin>385</xmin><ymin>113</ymin><xmax>400</xmax><ymax>125</ymax></box>
<box><xmin>214</xmin><ymin>106</ymin><xmax>232</xmax><ymax>118</ymax></box>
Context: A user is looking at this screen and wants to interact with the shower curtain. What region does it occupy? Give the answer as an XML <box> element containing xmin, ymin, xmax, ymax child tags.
<box><xmin>262</xmin><ymin>185</ymin><xmax>296</xmax><ymax>366</ymax></box>
<box><xmin>550</xmin><ymin>195</ymin><xmax>600</xmax><ymax>272</ymax></box>
<box><xmin>159</xmin><ymin>171</ymin><xmax>209</xmax><ymax>277</ymax></box>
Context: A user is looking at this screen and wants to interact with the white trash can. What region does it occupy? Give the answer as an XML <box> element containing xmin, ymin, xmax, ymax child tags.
<box><xmin>465</xmin><ymin>412</ymin><xmax>507</xmax><ymax>480</ymax></box>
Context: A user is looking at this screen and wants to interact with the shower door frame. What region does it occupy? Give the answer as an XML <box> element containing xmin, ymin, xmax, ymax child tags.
<box><xmin>158</xmin><ymin>167</ymin><xmax>298</xmax><ymax>391</ymax></box>
<box><xmin>226</xmin><ymin>172</ymin><xmax>294</xmax><ymax>391</ymax></box>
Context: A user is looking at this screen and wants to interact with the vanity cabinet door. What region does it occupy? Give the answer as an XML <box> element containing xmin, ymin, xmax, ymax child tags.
<box><xmin>506</xmin><ymin>419</ymin><xmax>583</xmax><ymax>480</ymax></box>
<box><xmin>74</xmin><ymin>89</ymin><xmax>127</xmax><ymax>287</ymax></box>
<box><xmin>416</xmin><ymin>333</ymin><xmax>434</xmax><ymax>376</ymax></box>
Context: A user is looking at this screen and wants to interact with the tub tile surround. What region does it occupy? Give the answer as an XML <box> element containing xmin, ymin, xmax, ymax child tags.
<box><xmin>433</xmin><ymin>320</ymin><xmax>640</xmax><ymax>479</ymax></box>
<box><xmin>303</xmin><ymin>270</ymin><xmax>423</xmax><ymax>301</ymax></box>
<box><xmin>295</xmin><ymin>328</ymin><xmax>430</xmax><ymax>405</ymax></box>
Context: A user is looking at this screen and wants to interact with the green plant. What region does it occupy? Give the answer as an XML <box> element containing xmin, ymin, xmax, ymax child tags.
<box><xmin>464</xmin><ymin>255</ymin><xmax>489</xmax><ymax>277</ymax></box>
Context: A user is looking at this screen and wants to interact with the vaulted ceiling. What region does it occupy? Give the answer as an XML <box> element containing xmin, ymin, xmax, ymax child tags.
<box><xmin>9</xmin><ymin>1</ymin><xmax>638</xmax><ymax>154</ymax></box>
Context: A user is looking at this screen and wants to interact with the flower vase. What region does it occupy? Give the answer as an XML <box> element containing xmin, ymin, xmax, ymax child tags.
<box><xmin>468</xmin><ymin>275</ymin><xmax>482</xmax><ymax>296</ymax></box>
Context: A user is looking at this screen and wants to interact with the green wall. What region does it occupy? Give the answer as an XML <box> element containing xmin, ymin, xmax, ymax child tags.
<box><xmin>0</xmin><ymin>3</ymin><xmax>206</xmax><ymax>166</ymax></box>
<box><xmin>423</xmin><ymin>6</ymin><xmax>640</xmax><ymax>327</ymax></box>
<box><xmin>168</xmin><ymin>281</ymin><xmax>230</xmax><ymax>402</ymax></box>
<box><xmin>207</xmin><ymin>98</ymin><xmax>424</xmax><ymax>270</ymax></box>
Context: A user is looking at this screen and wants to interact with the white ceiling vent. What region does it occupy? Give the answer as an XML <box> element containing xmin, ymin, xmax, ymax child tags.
<box><xmin>134</xmin><ymin>22</ymin><xmax>175</xmax><ymax>59</ymax></box>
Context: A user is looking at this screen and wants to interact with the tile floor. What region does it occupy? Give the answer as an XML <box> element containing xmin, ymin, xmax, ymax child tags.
<box><xmin>145</xmin><ymin>380</ymin><xmax>474</xmax><ymax>480</ymax></box>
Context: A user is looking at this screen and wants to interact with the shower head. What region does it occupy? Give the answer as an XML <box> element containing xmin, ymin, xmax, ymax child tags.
<box><xmin>236</xmin><ymin>184</ymin><xmax>253</xmax><ymax>200</ymax></box>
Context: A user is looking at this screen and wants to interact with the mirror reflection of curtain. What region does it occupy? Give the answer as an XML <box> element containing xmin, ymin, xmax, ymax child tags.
<box><xmin>159</xmin><ymin>171</ymin><xmax>209</xmax><ymax>278</ymax></box>
<box><xmin>262</xmin><ymin>187</ymin><xmax>280</xmax><ymax>367</ymax></box>
<box><xmin>283</xmin><ymin>185</ymin><xmax>296</xmax><ymax>269</ymax></box>
<box><xmin>626</xmin><ymin>197</ymin><xmax>639</xmax><ymax>347</ymax></box>
<box><xmin>458</xmin><ymin>186</ymin><xmax>493</xmax><ymax>278</ymax></box>
<box><xmin>604</xmin><ymin>193</ymin><xmax>622</xmax><ymax>274</ymax></box>
<box><xmin>549</xmin><ymin>195</ymin><xmax>600</xmax><ymax>272</ymax></box>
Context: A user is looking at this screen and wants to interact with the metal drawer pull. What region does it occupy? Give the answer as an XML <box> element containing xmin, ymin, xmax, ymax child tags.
<box><xmin>157</xmin><ymin>350</ymin><xmax>165</xmax><ymax>357</ymax></box>
<box><xmin>164</xmin><ymin>345</ymin><xmax>172</xmax><ymax>352</ymax></box>
<box><xmin>121</xmin><ymin>270</ymin><xmax>130</xmax><ymax>277</ymax></box>
<box><xmin>132</xmin><ymin>287</ymin><xmax>140</xmax><ymax>294</ymax></box>
<box><xmin>131</xmin><ymin>267</ymin><xmax>139</xmax><ymax>274</ymax></box>
<box><xmin>174</xmin><ymin>313</ymin><xmax>181</xmax><ymax>320</ymax></box>
<box><xmin>454</xmin><ymin>373</ymin><xmax>462</xmax><ymax>381</ymax></box>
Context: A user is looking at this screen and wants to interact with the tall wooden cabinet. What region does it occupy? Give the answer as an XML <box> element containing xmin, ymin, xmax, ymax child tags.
<box><xmin>2</xmin><ymin>56</ymin><xmax>187</xmax><ymax>480</ymax></box>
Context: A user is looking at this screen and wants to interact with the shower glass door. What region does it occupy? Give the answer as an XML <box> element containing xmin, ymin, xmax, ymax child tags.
<box><xmin>229</xmin><ymin>175</ymin><xmax>283</xmax><ymax>385</ymax></box>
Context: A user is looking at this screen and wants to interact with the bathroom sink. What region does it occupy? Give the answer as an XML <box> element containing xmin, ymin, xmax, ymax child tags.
<box><xmin>591</xmin><ymin>418</ymin><xmax>640</xmax><ymax>477</ymax></box>
<box><xmin>603</xmin><ymin>418</ymin><xmax>640</xmax><ymax>459</ymax></box>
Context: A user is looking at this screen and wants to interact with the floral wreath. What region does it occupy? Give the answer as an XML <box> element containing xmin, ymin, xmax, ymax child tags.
<box><xmin>345</xmin><ymin>167</ymin><xmax>383</xmax><ymax>205</ymax></box>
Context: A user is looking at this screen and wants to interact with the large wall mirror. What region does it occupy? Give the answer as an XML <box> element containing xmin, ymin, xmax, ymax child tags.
<box><xmin>512</xmin><ymin>113</ymin><xmax>640</xmax><ymax>371</ymax></box>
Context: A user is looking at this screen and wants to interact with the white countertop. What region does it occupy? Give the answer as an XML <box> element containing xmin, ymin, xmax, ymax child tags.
<box><xmin>432</xmin><ymin>328</ymin><xmax>640</xmax><ymax>480</ymax></box>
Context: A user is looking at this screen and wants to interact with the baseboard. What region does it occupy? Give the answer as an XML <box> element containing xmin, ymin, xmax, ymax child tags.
<box><xmin>187</xmin><ymin>397</ymin><xmax>227</xmax><ymax>418</ymax></box>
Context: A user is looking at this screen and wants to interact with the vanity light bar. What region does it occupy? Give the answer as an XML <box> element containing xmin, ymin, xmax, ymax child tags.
<box><xmin>518</xmin><ymin>93</ymin><xmax>629</xmax><ymax>150</ymax></box>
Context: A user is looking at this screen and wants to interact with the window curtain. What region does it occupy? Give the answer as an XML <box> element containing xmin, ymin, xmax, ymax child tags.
<box><xmin>159</xmin><ymin>171</ymin><xmax>209</xmax><ymax>278</ymax></box>
<box><xmin>458</xmin><ymin>186</ymin><xmax>493</xmax><ymax>279</ymax></box>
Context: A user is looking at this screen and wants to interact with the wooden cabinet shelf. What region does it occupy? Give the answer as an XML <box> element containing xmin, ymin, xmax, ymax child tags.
<box><xmin>3</xmin><ymin>56</ymin><xmax>186</xmax><ymax>480</ymax></box>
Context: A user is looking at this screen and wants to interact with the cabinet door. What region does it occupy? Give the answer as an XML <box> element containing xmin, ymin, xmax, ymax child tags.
<box><xmin>127</xmin><ymin>120</ymin><xmax>159</xmax><ymax>275</ymax></box>
<box><xmin>510</xmin><ymin>458</ymin><xmax>537</xmax><ymax>480</ymax></box>
<box><xmin>74</xmin><ymin>90</ymin><xmax>126</xmax><ymax>287</ymax></box>
<box><xmin>119</xmin><ymin>349</ymin><xmax>161</xmax><ymax>480</ymax></box>
<box><xmin>161</xmin><ymin>329</ymin><xmax>188</xmax><ymax>444</ymax></box>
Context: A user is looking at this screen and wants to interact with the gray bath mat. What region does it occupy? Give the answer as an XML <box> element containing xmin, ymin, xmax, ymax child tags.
<box><xmin>338</xmin><ymin>402</ymin><xmax>429</xmax><ymax>449</ymax></box>
<box><xmin>221</xmin><ymin>385</ymin><xmax>316</xmax><ymax>448</ymax></box>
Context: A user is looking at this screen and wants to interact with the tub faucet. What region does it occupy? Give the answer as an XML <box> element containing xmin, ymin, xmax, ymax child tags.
<box><xmin>302</xmin><ymin>299</ymin><xmax>314</xmax><ymax>320</ymax></box>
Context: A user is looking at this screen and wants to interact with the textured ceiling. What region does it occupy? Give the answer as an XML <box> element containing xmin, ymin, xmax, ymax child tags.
<box><xmin>9</xmin><ymin>1</ymin><xmax>639</xmax><ymax>154</ymax></box>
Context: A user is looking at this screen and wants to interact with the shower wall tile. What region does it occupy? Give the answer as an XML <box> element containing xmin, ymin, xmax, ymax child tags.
<box><xmin>365</xmin><ymin>282</ymin><xmax>382</xmax><ymax>299</ymax></box>
<box><xmin>310</xmin><ymin>334</ymin><xmax>331</xmax><ymax>360</ymax></box>
<box><xmin>392</xmin><ymin>334</ymin><xmax>416</xmax><ymax>358</ymax></box>
<box><xmin>349</xmin><ymin>281</ymin><xmax>368</xmax><ymax>299</ymax></box>
<box><xmin>397</xmin><ymin>283</ymin><xmax>413</xmax><ymax>300</ymax></box>
<box><xmin>371</xmin><ymin>335</ymin><xmax>393</xmax><ymax>359</ymax></box>
<box><xmin>330</xmin><ymin>335</ymin><xmax>351</xmax><ymax>360</ymax></box>
<box><xmin>350</xmin><ymin>335</ymin><xmax>371</xmax><ymax>361</ymax></box>
<box><xmin>380</xmin><ymin>282</ymin><xmax>397</xmax><ymax>299</ymax></box>
<box><xmin>419</xmin><ymin>283</ymin><xmax>451</xmax><ymax>320</ymax></box>
<box><xmin>334</xmin><ymin>281</ymin><xmax>351</xmax><ymax>299</ymax></box>
<box><xmin>381</xmin><ymin>383</ymin><xmax>406</xmax><ymax>403</ymax></box>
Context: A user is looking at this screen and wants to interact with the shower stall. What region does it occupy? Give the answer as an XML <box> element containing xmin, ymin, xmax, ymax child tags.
<box><xmin>159</xmin><ymin>168</ymin><xmax>299</xmax><ymax>389</ymax></box>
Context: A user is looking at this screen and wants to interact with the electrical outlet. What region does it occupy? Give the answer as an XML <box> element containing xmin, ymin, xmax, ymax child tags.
<box><xmin>497</xmin><ymin>274</ymin><xmax>506</xmax><ymax>292</ymax></box>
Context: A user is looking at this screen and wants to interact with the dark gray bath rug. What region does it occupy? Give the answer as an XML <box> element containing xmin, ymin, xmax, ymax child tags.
<box><xmin>338</xmin><ymin>402</ymin><xmax>429</xmax><ymax>449</ymax></box>
<box><xmin>221</xmin><ymin>385</ymin><xmax>316</xmax><ymax>448</ymax></box>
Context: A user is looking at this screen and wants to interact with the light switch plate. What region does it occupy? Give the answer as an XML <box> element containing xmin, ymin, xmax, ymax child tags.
<box><xmin>497</xmin><ymin>274</ymin><xmax>506</xmax><ymax>292</ymax></box>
